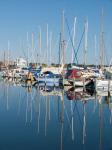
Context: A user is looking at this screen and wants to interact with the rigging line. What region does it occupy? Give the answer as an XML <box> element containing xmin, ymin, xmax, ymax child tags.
<box><xmin>74</xmin><ymin>27</ymin><xmax>85</xmax><ymax>63</ymax></box>
<box><xmin>65</xmin><ymin>17</ymin><xmax>78</xmax><ymax>64</ymax></box>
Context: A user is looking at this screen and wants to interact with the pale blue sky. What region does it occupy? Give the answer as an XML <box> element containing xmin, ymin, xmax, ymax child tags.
<box><xmin>0</xmin><ymin>0</ymin><xmax>112</xmax><ymax>64</ymax></box>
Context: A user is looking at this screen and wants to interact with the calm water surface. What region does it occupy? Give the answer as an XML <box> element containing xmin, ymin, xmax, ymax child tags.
<box><xmin>0</xmin><ymin>80</ymin><xmax>112</xmax><ymax>150</ymax></box>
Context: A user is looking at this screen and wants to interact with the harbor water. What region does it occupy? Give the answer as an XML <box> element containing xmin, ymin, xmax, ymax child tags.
<box><xmin>0</xmin><ymin>80</ymin><xmax>112</xmax><ymax>150</ymax></box>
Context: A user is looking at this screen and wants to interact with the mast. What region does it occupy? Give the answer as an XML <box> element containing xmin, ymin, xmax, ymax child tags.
<box><xmin>31</xmin><ymin>32</ymin><xmax>34</xmax><ymax>63</ymax></box>
<box><xmin>46</xmin><ymin>24</ymin><xmax>49</xmax><ymax>65</ymax></box>
<box><xmin>49</xmin><ymin>31</ymin><xmax>52</xmax><ymax>65</ymax></box>
<box><xmin>59</xmin><ymin>33</ymin><xmax>61</xmax><ymax>65</ymax></box>
<box><xmin>39</xmin><ymin>27</ymin><xmax>42</xmax><ymax>64</ymax></box>
<box><xmin>72</xmin><ymin>17</ymin><xmax>77</xmax><ymax>64</ymax></box>
<box><xmin>94</xmin><ymin>35</ymin><xmax>97</xmax><ymax>68</ymax></box>
<box><xmin>4</xmin><ymin>51</ymin><xmax>6</xmax><ymax>67</ymax></box>
<box><xmin>60</xmin><ymin>11</ymin><xmax>65</xmax><ymax>69</ymax></box>
<box><xmin>84</xmin><ymin>19</ymin><xmax>88</xmax><ymax>67</ymax></box>
<box><xmin>8</xmin><ymin>40</ymin><xmax>10</xmax><ymax>67</ymax></box>
<box><xmin>100</xmin><ymin>9</ymin><xmax>105</xmax><ymax>68</ymax></box>
<box><xmin>27</xmin><ymin>32</ymin><xmax>29</xmax><ymax>66</ymax></box>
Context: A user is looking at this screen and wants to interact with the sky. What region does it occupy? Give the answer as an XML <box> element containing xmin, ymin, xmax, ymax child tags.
<box><xmin>0</xmin><ymin>0</ymin><xmax>112</xmax><ymax>65</ymax></box>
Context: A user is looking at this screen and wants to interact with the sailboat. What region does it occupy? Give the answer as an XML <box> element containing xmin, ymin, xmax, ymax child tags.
<box><xmin>62</xmin><ymin>19</ymin><xmax>94</xmax><ymax>87</ymax></box>
<box><xmin>34</xmin><ymin>24</ymin><xmax>61</xmax><ymax>87</ymax></box>
<box><xmin>95</xmin><ymin>10</ymin><xmax>112</xmax><ymax>92</ymax></box>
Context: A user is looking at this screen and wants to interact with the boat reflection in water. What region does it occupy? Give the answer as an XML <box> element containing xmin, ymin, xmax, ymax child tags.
<box><xmin>65</xmin><ymin>86</ymin><xmax>95</xmax><ymax>101</ymax></box>
<box><xmin>0</xmin><ymin>80</ymin><xmax>112</xmax><ymax>150</ymax></box>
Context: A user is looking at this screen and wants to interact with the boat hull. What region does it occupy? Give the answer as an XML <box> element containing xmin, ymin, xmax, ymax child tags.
<box><xmin>95</xmin><ymin>79</ymin><xmax>112</xmax><ymax>91</ymax></box>
<box><xmin>61</xmin><ymin>78</ymin><xmax>94</xmax><ymax>87</ymax></box>
<box><xmin>36</xmin><ymin>77</ymin><xmax>60</xmax><ymax>87</ymax></box>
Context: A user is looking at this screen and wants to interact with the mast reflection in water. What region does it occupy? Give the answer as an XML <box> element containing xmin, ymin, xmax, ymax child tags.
<box><xmin>0</xmin><ymin>80</ymin><xmax>112</xmax><ymax>150</ymax></box>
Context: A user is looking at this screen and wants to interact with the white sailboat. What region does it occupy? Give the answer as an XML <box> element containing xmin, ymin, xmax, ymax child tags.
<box><xmin>95</xmin><ymin>10</ymin><xmax>112</xmax><ymax>93</ymax></box>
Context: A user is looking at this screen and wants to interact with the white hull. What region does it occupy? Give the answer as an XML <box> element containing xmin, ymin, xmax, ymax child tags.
<box><xmin>95</xmin><ymin>79</ymin><xmax>112</xmax><ymax>91</ymax></box>
<box><xmin>64</xmin><ymin>86</ymin><xmax>83</xmax><ymax>92</ymax></box>
<box><xmin>72</xmin><ymin>80</ymin><xmax>91</xmax><ymax>87</ymax></box>
<box><xmin>63</xmin><ymin>79</ymin><xmax>92</xmax><ymax>87</ymax></box>
<box><xmin>96</xmin><ymin>90</ymin><xmax>112</xmax><ymax>96</ymax></box>
<box><xmin>36</xmin><ymin>77</ymin><xmax>60</xmax><ymax>87</ymax></box>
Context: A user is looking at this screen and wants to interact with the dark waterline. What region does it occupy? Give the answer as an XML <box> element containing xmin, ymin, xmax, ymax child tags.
<box><xmin>0</xmin><ymin>80</ymin><xmax>112</xmax><ymax>150</ymax></box>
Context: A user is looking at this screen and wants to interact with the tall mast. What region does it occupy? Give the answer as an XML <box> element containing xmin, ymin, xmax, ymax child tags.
<box><xmin>94</xmin><ymin>35</ymin><xmax>97</xmax><ymax>68</ymax></box>
<box><xmin>49</xmin><ymin>31</ymin><xmax>52</xmax><ymax>65</ymax></box>
<box><xmin>46</xmin><ymin>24</ymin><xmax>49</xmax><ymax>65</ymax></box>
<box><xmin>100</xmin><ymin>9</ymin><xmax>105</xmax><ymax>68</ymax></box>
<box><xmin>27</xmin><ymin>32</ymin><xmax>29</xmax><ymax>66</ymax></box>
<box><xmin>39</xmin><ymin>27</ymin><xmax>42</xmax><ymax>64</ymax></box>
<box><xmin>84</xmin><ymin>19</ymin><xmax>88</xmax><ymax>67</ymax></box>
<box><xmin>60</xmin><ymin>11</ymin><xmax>65</xmax><ymax>69</ymax></box>
<box><xmin>72</xmin><ymin>17</ymin><xmax>77</xmax><ymax>64</ymax></box>
<box><xmin>4</xmin><ymin>51</ymin><xmax>6</xmax><ymax>67</ymax></box>
<box><xmin>8</xmin><ymin>40</ymin><xmax>10</xmax><ymax>67</ymax></box>
<box><xmin>31</xmin><ymin>32</ymin><xmax>34</xmax><ymax>63</ymax></box>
